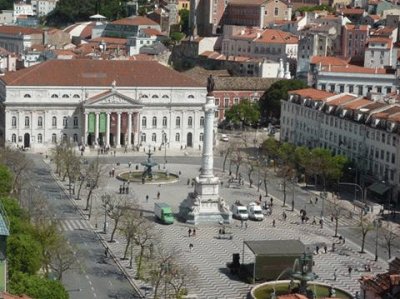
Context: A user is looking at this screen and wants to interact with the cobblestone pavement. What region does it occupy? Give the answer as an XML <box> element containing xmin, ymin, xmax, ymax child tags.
<box><xmin>49</xmin><ymin>158</ymin><xmax>389</xmax><ymax>299</ymax></box>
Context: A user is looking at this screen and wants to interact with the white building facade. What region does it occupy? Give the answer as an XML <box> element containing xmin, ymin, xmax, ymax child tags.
<box><xmin>0</xmin><ymin>60</ymin><xmax>208</xmax><ymax>153</ymax></box>
<box><xmin>280</xmin><ymin>88</ymin><xmax>400</xmax><ymax>205</ymax></box>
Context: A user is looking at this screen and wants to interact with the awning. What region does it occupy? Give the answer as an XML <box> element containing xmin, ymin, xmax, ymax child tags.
<box><xmin>368</xmin><ymin>182</ymin><xmax>391</xmax><ymax>196</ymax></box>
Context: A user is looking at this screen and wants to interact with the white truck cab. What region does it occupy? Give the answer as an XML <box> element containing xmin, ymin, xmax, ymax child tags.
<box><xmin>231</xmin><ymin>203</ymin><xmax>249</xmax><ymax>220</ymax></box>
<box><xmin>247</xmin><ymin>202</ymin><xmax>264</xmax><ymax>221</ymax></box>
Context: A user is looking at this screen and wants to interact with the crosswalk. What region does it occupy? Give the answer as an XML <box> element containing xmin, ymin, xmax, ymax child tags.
<box><xmin>58</xmin><ymin>219</ymin><xmax>92</xmax><ymax>232</ymax></box>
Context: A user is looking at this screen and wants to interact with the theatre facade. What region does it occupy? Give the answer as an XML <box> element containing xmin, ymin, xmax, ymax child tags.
<box><xmin>0</xmin><ymin>60</ymin><xmax>208</xmax><ymax>152</ymax></box>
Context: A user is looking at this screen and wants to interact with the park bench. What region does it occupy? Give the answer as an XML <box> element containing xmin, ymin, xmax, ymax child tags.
<box><xmin>218</xmin><ymin>231</ymin><xmax>233</xmax><ymax>240</ymax></box>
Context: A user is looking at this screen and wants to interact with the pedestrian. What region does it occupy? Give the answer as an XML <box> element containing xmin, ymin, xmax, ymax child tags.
<box><xmin>332</xmin><ymin>243</ymin><xmax>336</xmax><ymax>252</ymax></box>
<box><xmin>188</xmin><ymin>228</ymin><xmax>192</xmax><ymax>237</ymax></box>
<box><xmin>333</xmin><ymin>269</ymin><xmax>337</xmax><ymax>281</ymax></box>
<box><xmin>348</xmin><ymin>266</ymin><xmax>352</xmax><ymax>277</ymax></box>
<box><xmin>240</xmin><ymin>219</ymin><xmax>244</xmax><ymax>228</ymax></box>
<box><xmin>316</xmin><ymin>245</ymin><xmax>319</xmax><ymax>254</ymax></box>
<box><xmin>315</xmin><ymin>197</ymin><xmax>318</xmax><ymax>204</ymax></box>
<box><xmin>319</xmin><ymin>218</ymin><xmax>323</xmax><ymax>228</ymax></box>
<box><xmin>342</xmin><ymin>237</ymin><xmax>345</xmax><ymax>244</ymax></box>
<box><xmin>331</xmin><ymin>216</ymin><xmax>334</xmax><ymax>222</ymax></box>
<box><xmin>128</xmin><ymin>161</ymin><xmax>132</xmax><ymax>168</ymax></box>
<box><xmin>312</xmin><ymin>216</ymin><xmax>317</xmax><ymax>225</ymax></box>
<box><xmin>259</xmin><ymin>194</ymin><xmax>262</xmax><ymax>202</ymax></box>
<box><xmin>193</xmin><ymin>228</ymin><xmax>196</xmax><ymax>236</ymax></box>
<box><xmin>245</xmin><ymin>221</ymin><xmax>248</xmax><ymax>229</ymax></box>
<box><xmin>105</xmin><ymin>247</ymin><xmax>108</xmax><ymax>257</ymax></box>
<box><xmin>272</xmin><ymin>219</ymin><xmax>276</xmax><ymax>227</ymax></box>
<box><xmin>146</xmin><ymin>195</ymin><xmax>149</xmax><ymax>203</ymax></box>
<box><xmin>282</xmin><ymin>211</ymin><xmax>287</xmax><ymax>221</ymax></box>
<box><xmin>270</xmin><ymin>197</ymin><xmax>273</xmax><ymax>206</ymax></box>
<box><xmin>324</xmin><ymin>245</ymin><xmax>327</xmax><ymax>253</ymax></box>
<box><xmin>157</xmin><ymin>191</ymin><xmax>160</xmax><ymax>199</ymax></box>
<box><xmin>189</xmin><ymin>243</ymin><xmax>193</xmax><ymax>252</ymax></box>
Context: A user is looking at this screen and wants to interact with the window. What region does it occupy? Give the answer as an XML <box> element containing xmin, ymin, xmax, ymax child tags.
<box><xmin>321</xmin><ymin>84</ymin><xmax>326</xmax><ymax>90</ymax></box>
<box><xmin>141</xmin><ymin>95</ymin><xmax>148</xmax><ymax>99</ymax></box>
<box><xmin>200</xmin><ymin>133</ymin><xmax>204</xmax><ymax>141</ymax></box>
<box><xmin>162</xmin><ymin>116</ymin><xmax>167</xmax><ymax>128</ymax></box>
<box><xmin>215</xmin><ymin>111</ymin><xmax>219</xmax><ymax>118</ymax></box>
<box><xmin>386</xmin><ymin>151</ymin><xmax>390</xmax><ymax>162</ymax></box>
<box><xmin>142</xmin><ymin>116</ymin><xmax>147</xmax><ymax>128</ymax></box>
<box><xmin>62</xmin><ymin>94</ymin><xmax>69</xmax><ymax>98</ymax></box>
<box><xmin>330</xmin><ymin>84</ymin><xmax>335</xmax><ymax>92</ymax></box>
<box><xmin>152</xmin><ymin>116</ymin><xmax>157</xmax><ymax>128</ymax></box>
<box><xmin>37</xmin><ymin>133</ymin><xmax>42</xmax><ymax>143</ymax></box>
<box><xmin>200</xmin><ymin>116</ymin><xmax>204</xmax><ymax>127</ymax></box>
<box><xmin>176</xmin><ymin>116</ymin><xmax>181</xmax><ymax>128</ymax></box>
<box><xmin>234</xmin><ymin>98</ymin><xmax>239</xmax><ymax>105</ymax></box>
<box><xmin>73</xmin><ymin>94</ymin><xmax>80</xmax><ymax>98</ymax></box>
<box><xmin>51</xmin><ymin>94</ymin><xmax>58</xmax><ymax>98</ymax></box>
<box><xmin>11</xmin><ymin>134</ymin><xmax>16</xmax><ymax>143</ymax></box>
<box><xmin>25</xmin><ymin>116</ymin><xmax>30</xmax><ymax>128</ymax></box>
<box><xmin>162</xmin><ymin>95</ymin><xmax>169</xmax><ymax>99</ymax></box>
<box><xmin>377</xmin><ymin>86</ymin><xmax>382</xmax><ymax>93</ymax></box>
<box><xmin>274</xmin><ymin>7</ymin><xmax>278</xmax><ymax>16</ymax></box>
<box><xmin>52</xmin><ymin>116</ymin><xmax>57</xmax><ymax>128</ymax></box>
<box><xmin>51</xmin><ymin>133</ymin><xmax>57</xmax><ymax>144</ymax></box>
<box><xmin>38</xmin><ymin>116</ymin><xmax>43</xmax><ymax>127</ymax></box>
<box><xmin>62</xmin><ymin>134</ymin><xmax>68</xmax><ymax>142</ymax></box>
<box><xmin>339</xmin><ymin>85</ymin><xmax>344</xmax><ymax>93</ymax></box>
<box><xmin>386</xmin><ymin>87</ymin><xmax>392</xmax><ymax>94</ymax></box>
<box><xmin>63</xmin><ymin>116</ymin><xmax>68</xmax><ymax>128</ymax></box>
<box><xmin>392</xmin><ymin>153</ymin><xmax>396</xmax><ymax>164</ymax></box>
<box><xmin>188</xmin><ymin>95</ymin><xmax>194</xmax><ymax>99</ymax></box>
<box><xmin>73</xmin><ymin>117</ymin><xmax>78</xmax><ymax>128</ymax></box>
<box><xmin>141</xmin><ymin>133</ymin><xmax>146</xmax><ymax>142</ymax></box>
<box><xmin>11</xmin><ymin>116</ymin><xmax>17</xmax><ymax>128</ymax></box>
<box><xmin>349</xmin><ymin>85</ymin><xmax>354</xmax><ymax>93</ymax></box>
<box><xmin>73</xmin><ymin>134</ymin><xmax>78</xmax><ymax>143</ymax></box>
<box><xmin>188</xmin><ymin>116</ymin><xmax>193</xmax><ymax>128</ymax></box>
<box><xmin>152</xmin><ymin>133</ymin><xmax>157</xmax><ymax>142</ymax></box>
<box><xmin>24</xmin><ymin>94</ymin><xmax>31</xmax><ymax>98</ymax></box>
<box><xmin>152</xmin><ymin>95</ymin><xmax>159</xmax><ymax>99</ymax></box>
<box><xmin>224</xmin><ymin>98</ymin><xmax>229</xmax><ymax>107</ymax></box>
<box><xmin>215</xmin><ymin>98</ymin><xmax>220</xmax><ymax>105</ymax></box>
<box><xmin>175</xmin><ymin>133</ymin><xmax>180</xmax><ymax>142</ymax></box>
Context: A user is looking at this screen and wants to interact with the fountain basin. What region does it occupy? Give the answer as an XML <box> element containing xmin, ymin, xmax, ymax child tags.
<box><xmin>117</xmin><ymin>171</ymin><xmax>179</xmax><ymax>184</ymax></box>
<box><xmin>250</xmin><ymin>280</ymin><xmax>353</xmax><ymax>299</ymax></box>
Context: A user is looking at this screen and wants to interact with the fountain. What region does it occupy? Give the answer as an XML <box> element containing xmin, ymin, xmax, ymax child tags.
<box><xmin>141</xmin><ymin>148</ymin><xmax>158</xmax><ymax>180</ymax></box>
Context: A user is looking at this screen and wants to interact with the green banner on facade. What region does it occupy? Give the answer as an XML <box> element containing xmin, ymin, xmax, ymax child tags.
<box><xmin>88</xmin><ymin>113</ymin><xmax>95</xmax><ymax>133</ymax></box>
<box><xmin>99</xmin><ymin>113</ymin><xmax>106</xmax><ymax>133</ymax></box>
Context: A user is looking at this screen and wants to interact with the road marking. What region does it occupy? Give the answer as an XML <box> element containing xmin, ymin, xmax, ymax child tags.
<box><xmin>88</xmin><ymin>280</ymin><xmax>92</xmax><ymax>285</ymax></box>
<box><xmin>93</xmin><ymin>293</ymin><xmax>97</xmax><ymax>298</ymax></box>
<box><xmin>91</xmin><ymin>286</ymin><xmax>95</xmax><ymax>292</ymax></box>
<box><xmin>85</xmin><ymin>275</ymin><xmax>89</xmax><ymax>280</ymax></box>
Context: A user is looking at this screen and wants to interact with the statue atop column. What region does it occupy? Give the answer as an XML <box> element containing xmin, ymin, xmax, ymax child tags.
<box><xmin>207</xmin><ymin>75</ymin><xmax>215</xmax><ymax>96</ymax></box>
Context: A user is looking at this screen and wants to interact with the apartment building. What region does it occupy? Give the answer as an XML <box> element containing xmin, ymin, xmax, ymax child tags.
<box><xmin>280</xmin><ymin>87</ymin><xmax>400</xmax><ymax>204</ymax></box>
<box><xmin>364</xmin><ymin>37</ymin><xmax>394</xmax><ymax>68</ymax></box>
<box><xmin>341</xmin><ymin>24</ymin><xmax>369</xmax><ymax>62</ymax></box>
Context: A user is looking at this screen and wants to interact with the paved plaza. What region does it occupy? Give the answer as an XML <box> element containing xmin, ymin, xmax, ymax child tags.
<box><xmin>49</xmin><ymin>154</ymin><xmax>389</xmax><ymax>299</ymax></box>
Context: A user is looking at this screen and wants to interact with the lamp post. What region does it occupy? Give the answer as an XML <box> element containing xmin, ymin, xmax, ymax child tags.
<box><xmin>348</xmin><ymin>167</ymin><xmax>358</xmax><ymax>201</ymax></box>
<box><xmin>338</xmin><ymin>182</ymin><xmax>365</xmax><ymax>202</ymax></box>
<box><xmin>374</xmin><ymin>218</ymin><xmax>382</xmax><ymax>261</ymax></box>
<box><xmin>291</xmin><ymin>176</ymin><xmax>297</xmax><ymax>212</ymax></box>
<box><xmin>320</xmin><ymin>191</ymin><xmax>327</xmax><ymax>218</ymax></box>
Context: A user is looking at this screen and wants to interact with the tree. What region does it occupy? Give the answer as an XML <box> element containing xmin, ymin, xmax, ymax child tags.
<box><xmin>381</xmin><ymin>222</ymin><xmax>396</xmax><ymax>259</ymax></box>
<box><xmin>358</xmin><ymin>214</ymin><xmax>374</xmax><ymax>253</ymax></box>
<box><xmin>7</xmin><ymin>234</ymin><xmax>42</xmax><ymax>276</ymax></box>
<box><xmin>294</xmin><ymin>146</ymin><xmax>313</xmax><ymax>185</ymax></box>
<box><xmin>85</xmin><ymin>157</ymin><xmax>104</xmax><ymax>212</ymax></box>
<box><xmin>119</xmin><ymin>211</ymin><xmax>139</xmax><ymax>260</ymax></box>
<box><xmin>296</xmin><ymin>4</ymin><xmax>333</xmax><ymax>13</ymax></box>
<box><xmin>0</xmin><ymin>164</ymin><xmax>12</xmax><ymax>195</ymax></box>
<box><xmin>166</xmin><ymin>262</ymin><xmax>197</xmax><ymax>298</ymax></box>
<box><xmin>276</xmin><ymin>143</ymin><xmax>296</xmax><ymax>207</ymax></box>
<box><xmin>170</xmin><ymin>31</ymin><xmax>185</xmax><ymax>43</ymax></box>
<box><xmin>225</xmin><ymin>100</ymin><xmax>260</xmax><ymax>128</ymax></box>
<box><xmin>0</xmin><ymin>0</ymin><xmax>13</xmax><ymax>10</ymax></box>
<box><xmin>179</xmin><ymin>9</ymin><xmax>190</xmax><ymax>35</ymax></box>
<box><xmin>103</xmin><ymin>194</ymin><xmax>133</xmax><ymax>243</ymax></box>
<box><xmin>229</xmin><ymin>142</ymin><xmax>244</xmax><ymax>179</ymax></box>
<box><xmin>49</xmin><ymin>237</ymin><xmax>77</xmax><ymax>281</ymax></box>
<box><xmin>259</xmin><ymin>79</ymin><xmax>307</xmax><ymax>120</ymax></box>
<box><xmin>9</xmin><ymin>272</ymin><xmax>68</xmax><ymax>299</ymax></box>
<box><xmin>260</xmin><ymin>138</ymin><xmax>279</xmax><ymax>164</ymax></box>
<box><xmin>328</xmin><ymin>196</ymin><xmax>342</xmax><ymax>237</ymax></box>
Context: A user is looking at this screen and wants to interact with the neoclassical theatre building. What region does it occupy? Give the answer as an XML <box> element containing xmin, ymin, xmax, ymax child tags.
<box><xmin>0</xmin><ymin>60</ymin><xmax>208</xmax><ymax>152</ymax></box>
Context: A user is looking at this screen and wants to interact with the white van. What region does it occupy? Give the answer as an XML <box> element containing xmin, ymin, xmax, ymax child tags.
<box><xmin>231</xmin><ymin>203</ymin><xmax>249</xmax><ymax>220</ymax></box>
<box><xmin>247</xmin><ymin>202</ymin><xmax>264</xmax><ymax>221</ymax></box>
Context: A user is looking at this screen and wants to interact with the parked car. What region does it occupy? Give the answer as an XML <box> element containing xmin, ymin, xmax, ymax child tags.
<box><xmin>221</xmin><ymin>134</ymin><xmax>229</xmax><ymax>142</ymax></box>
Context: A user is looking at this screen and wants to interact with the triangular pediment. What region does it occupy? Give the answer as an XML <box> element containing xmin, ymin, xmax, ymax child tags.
<box><xmin>84</xmin><ymin>90</ymin><xmax>143</xmax><ymax>107</ymax></box>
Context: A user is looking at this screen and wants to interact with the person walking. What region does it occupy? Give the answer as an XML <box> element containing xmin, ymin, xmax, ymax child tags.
<box><xmin>193</xmin><ymin>228</ymin><xmax>196</xmax><ymax>236</ymax></box>
<box><xmin>157</xmin><ymin>191</ymin><xmax>160</xmax><ymax>199</ymax></box>
<box><xmin>270</xmin><ymin>197</ymin><xmax>273</xmax><ymax>206</ymax></box>
<box><xmin>312</xmin><ymin>216</ymin><xmax>317</xmax><ymax>225</ymax></box>
<box><xmin>189</xmin><ymin>243</ymin><xmax>193</xmax><ymax>252</ymax></box>
<box><xmin>188</xmin><ymin>228</ymin><xmax>192</xmax><ymax>237</ymax></box>
<box><xmin>316</xmin><ymin>245</ymin><xmax>319</xmax><ymax>254</ymax></box>
<box><xmin>348</xmin><ymin>266</ymin><xmax>352</xmax><ymax>277</ymax></box>
<box><xmin>240</xmin><ymin>219</ymin><xmax>244</xmax><ymax>228</ymax></box>
<box><xmin>315</xmin><ymin>197</ymin><xmax>318</xmax><ymax>204</ymax></box>
<box><xmin>272</xmin><ymin>219</ymin><xmax>276</xmax><ymax>227</ymax></box>
<box><xmin>282</xmin><ymin>211</ymin><xmax>287</xmax><ymax>221</ymax></box>
<box><xmin>146</xmin><ymin>195</ymin><xmax>149</xmax><ymax>203</ymax></box>
<box><xmin>324</xmin><ymin>245</ymin><xmax>328</xmax><ymax>253</ymax></box>
<box><xmin>244</xmin><ymin>221</ymin><xmax>248</xmax><ymax>229</ymax></box>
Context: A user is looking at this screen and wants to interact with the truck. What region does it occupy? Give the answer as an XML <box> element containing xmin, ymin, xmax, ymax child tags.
<box><xmin>154</xmin><ymin>202</ymin><xmax>174</xmax><ymax>224</ymax></box>
<box><xmin>231</xmin><ymin>203</ymin><xmax>249</xmax><ymax>220</ymax></box>
<box><xmin>247</xmin><ymin>202</ymin><xmax>264</xmax><ymax>221</ymax></box>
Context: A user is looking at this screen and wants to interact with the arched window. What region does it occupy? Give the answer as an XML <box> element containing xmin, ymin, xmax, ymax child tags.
<box><xmin>274</xmin><ymin>7</ymin><xmax>279</xmax><ymax>15</ymax></box>
<box><xmin>141</xmin><ymin>133</ymin><xmax>146</xmax><ymax>142</ymax></box>
<box><xmin>73</xmin><ymin>94</ymin><xmax>80</xmax><ymax>98</ymax></box>
<box><xmin>63</xmin><ymin>116</ymin><xmax>68</xmax><ymax>128</ymax></box>
<box><xmin>11</xmin><ymin>116</ymin><xmax>17</xmax><ymax>128</ymax></box>
<box><xmin>151</xmin><ymin>133</ymin><xmax>157</xmax><ymax>142</ymax></box>
<box><xmin>62</xmin><ymin>94</ymin><xmax>69</xmax><ymax>98</ymax></box>
<box><xmin>52</xmin><ymin>116</ymin><xmax>57</xmax><ymax>128</ymax></box>
<box><xmin>152</xmin><ymin>116</ymin><xmax>157</xmax><ymax>128</ymax></box>
<box><xmin>62</xmin><ymin>133</ymin><xmax>68</xmax><ymax>142</ymax></box>
<box><xmin>73</xmin><ymin>133</ymin><xmax>78</xmax><ymax>142</ymax></box>
<box><xmin>51</xmin><ymin>133</ymin><xmax>57</xmax><ymax>144</ymax></box>
<box><xmin>73</xmin><ymin>117</ymin><xmax>78</xmax><ymax>128</ymax></box>
<box><xmin>162</xmin><ymin>95</ymin><xmax>169</xmax><ymax>99</ymax></box>
<box><xmin>37</xmin><ymin>133</ymin><xmax>43</xmax><ymax>143</ymax></box>
<box><xmin>152</xmin><ymin>95</ymin><xmax>159</xmax><ymax>99</ymax></box>
<box><xmin>37</xmin><ymin>116</ymin><xmax>43</xmax><ymax>127</ymax></box>
<box><xmin>24</xmin><ymin>94</ymin><xmax>31</xmax><ymax>98</ymax></box>
<box><xmin>141</xmin><ymin>95</ymin><xmax>148</xmax><ymax>99</ymax></box>
<box><xmin>187</xmin><ymin>95</ymin><xmax>194</xmax><ymax>99</ymax></box>
<box><xmin>200</xmin><ymin>116</ymin><xmax>205</xmax><ymax>127</ymax></box>
<box><xmin>175</xmin><ymin>133</ymin><xmax>180</xmax><ymax>142</ymax></box>
<box><xmin>188</xmin><ymin>116</ymin><xmax>193</xmax><ymax>128</ymax></box>
<box><xmin>176</xmin><ymin>116</ymin><xmax>181</xmax><ymax>128</ymax></box>
<box><xmin>162</xmin><ymin>116</ymin><xmax>167</xmax><ymax>128</ymax></box>
<box><xmin>24</xmin><ymin>116</ymin><xmax>30</xmax><ymax>128</ymax></box>
<box><xmin>51</xmin><ymin>94</ymin><xmax>58</xmax><ymax>98</ymax></box>
<box><xmin>11</xmin><ymin>134</ymin><xmax>16</xmax><ymax>143</ymax></box>
<box><xmin>200</xmin><ymin>133</ymin><xmax>204</xmax><ymax>141</ymax></box>
<box><xmin>142</xmin><ymin>116</ymin><xmax>147</xmax><ymax>128</ymax></box>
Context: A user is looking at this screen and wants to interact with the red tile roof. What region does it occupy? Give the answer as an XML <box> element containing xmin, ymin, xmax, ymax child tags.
<box><xmin>0</xmin><ymin>60</ymin><xmax>203</xmax><ymax>88</ymax></box>
<box><xmin>112</xmin><ymin>16</ymin><xmax>159</xmax><ymax>26</ymax></box>
<box><xmin>310</xmin><ymin>56</ymin><xmax>349</xmax><ymax>66</ymax></box>
<box><xmin>344</xmin><ymin>24</ymin><xmax>369</xmax><ymax>31</ymax></box>
<box><xmin>89</xmin><ymin>37</ymin><xmax>127</xmax><ymax>45</ymax></box>
<box><xmin>142</xmin><ymin>28</ymin><xmax>165</xmax><ymax>36</ymax></box>
<box><xmin>342</xmin><ymin>98</ymin><xmax>372</xmax><ymax>109</ymax></box>
<box><xmin>0</xmin><ymin>25</ymin><xmax>43</xmax><ymax>35</ymax></box>
<box><xmin>339</xmin><ymin>8</ymin><xmax>365</xmax><ymax>14</ymax></box>
<box><xmin>1</xmin><ymin>293</ymin><xmax>32</xmax><ymax>299</ymax></box>
<box><xmin>256</xmin><ymin>29</ymin><xmax>298</xmax><ymax>44</ymax></box>
<box><xmin>360</xmin><ymin>273</ymin><xmax>400</xmax><ymax>295</ymax></box>
<box><xmin>321</xmin><ymin>64</ymin><xmax>391</xmax><ymax>74</ymax></box>
<box><xmin>288</xmin><ymin>88</ymin><xmax>335</xmax><ymax>100</ymax></box>
<box><xmin>327</xmin><ymin>94</ymin><xmax>357</xmax><ymax>105</ymax></box>
<box><xmin>368</xmin><ymin>37</ymin><xmax>392</xmax><ymax>48</ymax></box>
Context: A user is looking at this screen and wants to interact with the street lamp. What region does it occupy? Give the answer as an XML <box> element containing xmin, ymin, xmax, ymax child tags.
<box><xmin>374</xmin><ymin>218</ymin><xmax>382</xmax><ymax>261</ymax></box>
<box><xmin>291</xmin><ymin>176</ymin><xmax>298</xmax><ymax>212</ymax></box>
<box><xmin>348</xmin><ymin>167</ymin><xmax>358</xmax><ymax>201</ymax></box>
<box><xmin>338</xmin><ymin>182</ymin><xmax>366</xmax><ymax>202</ymax></box>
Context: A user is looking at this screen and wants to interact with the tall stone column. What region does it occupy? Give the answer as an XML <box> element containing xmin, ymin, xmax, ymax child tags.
<box><xmin>83</xmin><ymin>112</ymin><xmax>88</xmax><ymax>145</ymax></box>
<box><xmin>95</xmin><ymin>112</ymin><xmax>99</xmax><ymax>146</ymax></box>
<box><xmin>106</xmin><ymin>112</ymin><xmax>110</xmax><ymax>147</ymax></box>
<box><xmin>200</xmin><ymin>95</ymin><xmax>216</xmax><ymax>178</ymax></box>
<box><xmin>127</xmin><ymin>112</ymin><xmax>132</xmax><ymax>146</ymax></box>
<box><xmin>116</xmin><ymin>112</ymin><xmax>121</xmax><ymax>148</ymax></box>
